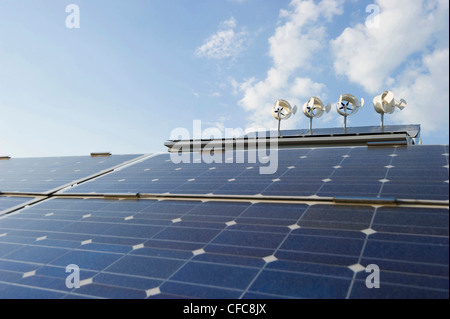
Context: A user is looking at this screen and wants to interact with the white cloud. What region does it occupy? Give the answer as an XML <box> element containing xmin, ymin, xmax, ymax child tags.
<box><xmin>391</xmin><ymin>48</ymin><xmax>449</xmax><ymax>135</ymax></box>
<box><xmin>195</xmin><ymin>17</ymin><xmax>249</xmax><ymax>60</ymax></box>
<box><xmin>236</xmin><ymin>0</ymin><xmax>344</xmax><ymax>130</ymax></box>
<box><xmin>331</xmin><ymin>0</ymin><xmax>449</xmax><ymax>94</ymax></box>
<box><xmin>330</xmin><ymin>0</ymin><xmax>448</xmax><ymax>136</ymax></box>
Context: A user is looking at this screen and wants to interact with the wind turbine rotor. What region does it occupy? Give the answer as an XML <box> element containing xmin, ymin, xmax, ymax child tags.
<box><xmin>372</xmin><ymin>91</ymin><xmax>407</xmax><ymax>128</ymax></box>
<box><xmin>272</xmin><ymin>99</ymin><xmax>297</xmax><ymax>137</ymax></box>
<box><xmin>336</xmin><ymin>94</ymin><xmax>364</xmax><ymax>131</ymax></box>
<box><xmin>302</xmin><ymin>97</ymin><xmax>331</xmax><ymax>132</ymax></box>
<box><xmin>272</xmin><ymin>99</ymin><xmax>294</xmax><ymax>120</ymax></box>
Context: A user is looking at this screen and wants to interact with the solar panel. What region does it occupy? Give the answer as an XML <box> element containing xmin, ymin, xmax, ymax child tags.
<box><xmin>0</xmin><ymin>154</ymin><xmax>144</xmax><ymax>194</ymax></box>
<box><xmin>0</xmin><ymin>196</ymin><xmax>44</xmax><ymax>216</ymax></box>
<box><xmin>0</xmin><ymin>197</ymin><xmax>447</xmax><ymax>299</ymax></box>
<box><xmin>0</xmin><ymin>129</ymin><xmax>448</xmax><ymax>300</ymax></box>
<box><xmin>61</xmin><ymin>145</ymin><xmax>449</xmax><ymax>201</ymax></box>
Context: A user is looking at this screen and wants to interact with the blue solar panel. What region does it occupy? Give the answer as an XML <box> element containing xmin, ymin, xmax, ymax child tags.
<box><xmin>61</xmin><ymin>145</ymin><xmax>449</xmax><ymax>201</ymax></box>
<box><xmin>0</xmin><ymin>154</ymin><xmax>143</xmax><ymax>194</ymax></box>
<box><xmin>0</xmin><ymin>130</ymin><xmax>448</xmax><ymax>300</ymax></box>
<box><xmin>0</xmin><ymin>197</ymin><xmax>447</xmax><ymax>299</ymax></box>
<box><xmin>0</xmin><ymin>196</ymin><xmax>42</xmax><ymax>216</ymax></box>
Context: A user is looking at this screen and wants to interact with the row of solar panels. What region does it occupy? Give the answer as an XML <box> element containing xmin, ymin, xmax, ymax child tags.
<box><xmin>0</xmin><ymin>143</ymin><xmax>448</xmax><ymax>299</ymax></box>
<box><xmin>0</xmin><ymin>196</ymin><xmax>448</xmax><ymax>298</ymax></box>
<box><xmin>1</xmin><ymin>146</ymin><xmax>448</xmax><ymax>201</ymax></box>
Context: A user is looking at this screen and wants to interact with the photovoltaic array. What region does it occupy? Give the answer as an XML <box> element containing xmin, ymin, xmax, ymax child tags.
<box><xmin>0</xmin><ymin>154</ymin><xmax>143</xmax><ymax>194</ymax></box>
<box><xmin>0</xmin><ymin>135</ymin><xmax>448</xmax><ymax>299</ymax></box>
<box><xmin>62</xmin><ymin>146</ymin><xmax>448</xmax><ymax>201</ymax></box>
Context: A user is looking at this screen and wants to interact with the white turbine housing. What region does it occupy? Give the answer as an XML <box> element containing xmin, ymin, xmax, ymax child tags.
<box><xmin>373</xmin><ymin>91</ymin><xmax>406</xmax><ymax>114</ymax></box>
<box><xmin>336</xmin><ymin>94</ymin><xmax>364</xmax><ymax>131</ymax></box>
<box><xmin>302</xmin><ymin>97</ymin><xmax>331</xmax><ymax>132</ymax></box>
<box><xmin>272</xmin><ymin>99</ymin><xmax>297</xmax><ymax>137</ymax></box>
<box><xmin>336</xmin><ymin>94</ymin><xmax>364</xmax><ymax>117</ymax></box>
<box><xmin>302</xmin><ymin>97</ymin><xmax>331</xmax><ymax>119</ymax></box>
<box><xmin>372</xmin><ymin>91</ymin><xmax>406</xmax><ymax>128</ymax></box>
<box><xmin>272</xmin><ymin>99</ymin><xmax>297</xmax><ymax>120</ymax></box>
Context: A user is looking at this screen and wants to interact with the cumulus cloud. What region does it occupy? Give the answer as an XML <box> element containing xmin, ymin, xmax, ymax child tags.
<box><xmin>331</xmin><ymin>0</ymin><xmax>449</xmax><ymax>137</ymax></box>
<box><xmin>391</xmin><ymin>48</ymin><xmax>449</xmax><ymax>135</ymax></box>
<box><xmin>228</xmin><ymin>0</ymin><xmax>447</xmax><ymax>135</ymax></box>
<box><xmin>331</xmin><ymin>0</ymin><xmax>449</xmax><ymax>94</ymax></box>
<box><xmin>195</xmin><ymin>17</ymin><xmax>249</xmax><ymax>60</ymax></box>
<box><xmin>235</xmin><ymin>0</ymin><xmax>344</xmax><ymax>130</ymax></box>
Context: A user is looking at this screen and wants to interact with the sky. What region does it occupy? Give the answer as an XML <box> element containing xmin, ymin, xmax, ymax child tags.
<box><xmin>0</xmin><ymin>0</ymin><xmax>448</xmax><ymax>158</ymax></box>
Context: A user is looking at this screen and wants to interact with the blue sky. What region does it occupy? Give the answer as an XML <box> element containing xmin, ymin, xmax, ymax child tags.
<box><xmin>0</xmin><ymin>0</ymin><xmax>448</xmax><ymax>157</ymax></box>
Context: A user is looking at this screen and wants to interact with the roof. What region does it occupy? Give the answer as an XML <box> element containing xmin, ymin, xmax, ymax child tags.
<box><xmin>240</xmin><ymin>124</ymin><xmax>421</xmax><ymax>138</ymax></box>
<box><xmin>0</xmin><ymin>125</ymin><xmax>448</xmax><ymax>299</ymax></box>
<box><xmin>164</xmin><ymin>124</ymin><xmax>422</xmax><ymax>151</ymax></box>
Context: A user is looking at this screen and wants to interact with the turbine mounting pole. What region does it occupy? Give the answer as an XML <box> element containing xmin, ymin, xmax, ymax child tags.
<box><xmin>278</xmin><ymin>116</ymin><xmax>282</xmax><ymax>137</ymax></box>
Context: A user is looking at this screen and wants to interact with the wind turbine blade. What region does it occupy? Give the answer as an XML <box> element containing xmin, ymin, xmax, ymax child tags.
<box><xmin>373</xmin><ymin>94</ymin><xmax>384</xmax><ymax>114</ymax></box>
<box><xmin>383</xmin><ymin>91</ymin><xmax>394</xmax><ymax>104</ymax></box>
<box><xmin>292</xmin><ymin>104</ymin><xmax>298</xmax><ymax>114</ymax></box>
<box><xmin>397</xmin><ymin>98</ymin><xmax>407</xmax><ymax>110</ymax></box>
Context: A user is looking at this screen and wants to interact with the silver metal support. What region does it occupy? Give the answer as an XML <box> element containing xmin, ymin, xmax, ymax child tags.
<box><xmin>277</xmin><ymin>117</ymin><xmax>282</xmax><ymax>137</ymax></box>
<box><xmin>344</xmin><ymin>115</ymin><xmax>348</xmax><ymax>134</ymax></box>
